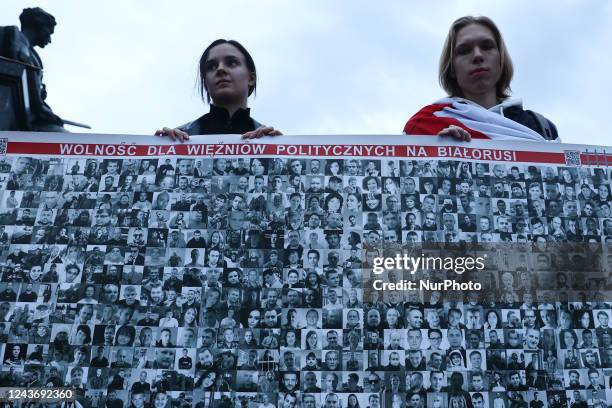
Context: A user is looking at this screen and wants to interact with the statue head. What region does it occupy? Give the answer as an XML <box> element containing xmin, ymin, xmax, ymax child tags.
<box><xmin>19</xmin><ymin>7</ymin><xmax>56</xmax><ymax>48</ymax></box>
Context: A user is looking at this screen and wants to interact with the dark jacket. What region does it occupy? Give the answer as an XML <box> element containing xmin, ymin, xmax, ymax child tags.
<box><xmin>503</xmin><ymin>106</ymin><xmax>558</xmax><ymax>141</ymax></box>
<box><xmin>178</xmin><ymin>105</ymin><xmax>261</xmax><ymax>135</ymax></box>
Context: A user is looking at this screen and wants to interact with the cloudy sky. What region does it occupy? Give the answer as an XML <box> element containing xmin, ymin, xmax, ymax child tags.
<box><xmin>1</xmin><ymin>1</ymin><xmax>610</xmax><ymax>145</ymax></box>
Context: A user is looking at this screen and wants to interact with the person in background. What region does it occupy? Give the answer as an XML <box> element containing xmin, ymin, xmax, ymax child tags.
<box><xmin>404</xmin><ymin>16</ymin><xmax>558</xmax><ymax>142</ymax></box>
<box><xmin>155</xmin><ymin>39</ymin><xmax>282</xmax><ymax>140</ymax></box>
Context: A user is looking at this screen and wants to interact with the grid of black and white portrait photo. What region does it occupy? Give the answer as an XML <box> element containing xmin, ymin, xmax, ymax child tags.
<box><xmin>0</xmin><ymin>154</ymin><xmax>611</xmax><ymax>408</ymax></box>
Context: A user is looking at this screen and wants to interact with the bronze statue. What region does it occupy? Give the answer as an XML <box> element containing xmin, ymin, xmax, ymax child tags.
<box><xmin>0</xmin><ymin>7</ymin><xmax>66</xmax><ymax>132</ymax></box>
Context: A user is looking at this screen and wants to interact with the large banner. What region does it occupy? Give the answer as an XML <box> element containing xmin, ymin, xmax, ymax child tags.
<box><xmin>0</xmin><ymin>133</ymin><xmax>610</xmax><ymax>408</ymax></box>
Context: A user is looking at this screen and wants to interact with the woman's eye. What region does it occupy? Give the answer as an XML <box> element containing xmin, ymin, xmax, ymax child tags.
<box><xmin>481</xmin><ymin>41</ymin><xmax>496</xmax><ymax>50</ymax></box>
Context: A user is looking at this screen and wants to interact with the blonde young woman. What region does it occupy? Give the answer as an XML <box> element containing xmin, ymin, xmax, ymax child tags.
<box><xmin>404</xmin><ymin>16</ymin><xmax>558</xmax><ymax>141</ymax></box>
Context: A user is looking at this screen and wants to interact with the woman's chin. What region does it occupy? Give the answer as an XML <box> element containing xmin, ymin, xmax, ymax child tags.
<box><xmin>211</xmin><ymin>93</ymin><xmax>244</xmax><ymax>107</ymax></box>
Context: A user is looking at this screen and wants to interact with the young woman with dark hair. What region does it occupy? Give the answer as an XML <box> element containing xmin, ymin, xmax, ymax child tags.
<box><xmin>155</xmin><ymin>39</ymin><xmax>282</xmax><ymax>140</ymax></box>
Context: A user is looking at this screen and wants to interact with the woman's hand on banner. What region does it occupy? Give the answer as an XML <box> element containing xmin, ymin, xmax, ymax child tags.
<box><xmin>438</xmin><ymin>125</ymin><xmax>471</xmax><ymax>142</ymax></box>
<box><xmin>242</xmin><ymin>125</ymin><xmax>283</xmax><ymax>139</ymax></box>
<box><xmin>155</xmin><ymin>127</ymin><xmax>190</xmax><ymax>142</ymax></box>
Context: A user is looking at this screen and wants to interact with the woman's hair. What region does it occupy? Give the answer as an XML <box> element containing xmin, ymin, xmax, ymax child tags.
<box><xmin>325</xmin><ymin>160</ymin><xmax>343</xmax><ymax>175</ymax></box>
<box><xmin>324</xmin><ymin>193</ymin><xmax>344</xmax><ymax>211</ymax></box>
<box><xmin>194</xmin><ymin>370</ymin><xmax>217</xmax><ymax>388</ymax></box>
<box><xmin>559</xmin><ymin>328</ymin><xmax>577</xmax><ymax>348</ymax></box>
<box><xmin>305</xmin><ymin>273</ymin><xmax>321</xmax><ymax>289</ymax></box>
<box><xmin>363</xmin><ymin>176</ymin><xmax>380</xmax><ymax>189</ymax></box>
<box><xmin>485</xmin><ymin>310</ymin><xmax>500</xmax><ymax>327</ymax></box>
<box><xmin>384</xmin><ymin>178</ymin><xmax>399</xmax><ymax>193</ymax></box>
<box><xmin>211</xmin><ymin>230</ymin><xmax>225</xmax><ymax>244</ymax></box>
<box><xmin>115</xmin><ymin>325</ymin><xmax>135</xmax><ymax>345</ymax></box>
<box><xmin>347</xmin><ymin>394</ymin><xmax>360</xmax><ymax>408</ymax></box>
<box><xmin>346</xmin><ymin>193</ymin><xmax>362</xmax><ymax>206</ymax></box>
<box><xmin>439</xmin><ymin>16</ymin><xmax>514</xmax><ymax>100</ymax></box>
<box><xmin>198</xmin><ymin>39</ymin><xmax>257</xmax><ymax>103</ymax></box>
<box><xmin>183</xmin><ymin>307</ymin><xmax>198</xmax><ymax>326</ymax></box>
<box><xmin>75</xmin><ymin>324</ymin><xmax>92</xmax><ymax>343</ymax></box>
<box><xmin>285</xmin><ymin>308</ymin><xmax>297</xmax><ymax>325</ymax></box>
<box><xmin>576</xmin><ymin>311</ymin><xmax>592</xmax><ymax>328</ymax></box>
<box><xmin>284</xmin><ymin>329</ymin><xmax>297</xmax><ymax>346</ymax></box>
<box><xmin>305</xmin><ymin>330</ymin><xmax>318</xmax><ymax>349</ymax></box>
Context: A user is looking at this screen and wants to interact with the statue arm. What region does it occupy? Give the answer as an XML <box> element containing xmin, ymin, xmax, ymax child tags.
<box><xmin>0</xmin><ymin>26</ymin><xmax>19</xmax><ymax>60</ymax></box>
<box><xmin>0</xmin><ymin>27</ymin><xmax>35</xmax><ymax>64</ymax></box>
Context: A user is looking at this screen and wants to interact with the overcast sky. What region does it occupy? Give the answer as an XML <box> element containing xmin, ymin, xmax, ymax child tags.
<box><xmin>1</xmin><ymin>1</ymin><xmax>610</xmax><ymax>146</ymax></box>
